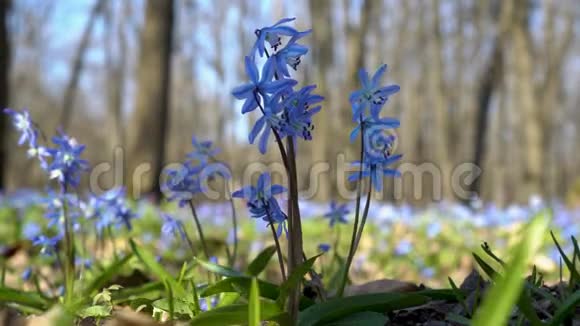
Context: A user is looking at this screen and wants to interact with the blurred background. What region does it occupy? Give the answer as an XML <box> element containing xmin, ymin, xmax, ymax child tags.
<box><xmin>0</xmin><ymin>0</ymin><xmax>579</xmax><ymax>206</ymax></box>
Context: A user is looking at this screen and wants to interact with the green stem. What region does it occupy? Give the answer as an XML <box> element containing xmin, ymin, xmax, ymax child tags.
<box><xmin>188</xmin><ymin>200</ymin><xmax>210</xmax><ymax>260</ymax></box>
<box><xmin>338</xmin><ymin>119</ymin><xmax>365</xmax><ymax>297</ymax></box>
<box><xmin>265</xmin><ymin>208</ymin><xmax>286</xmax><ymax>281</ymax></box>
<box><xmin>61</xmin><ymin>187</ymin><xmax>75</xmax><ymax>305</ymax></box>
<box><xmin>353</xmin><ymin>186</ymin><xmax>373</xmax><ymax>257</ymax></box>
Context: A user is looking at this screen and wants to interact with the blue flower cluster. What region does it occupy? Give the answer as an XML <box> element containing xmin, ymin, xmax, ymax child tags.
<box><xmin>163</xmin><ymin>136</ymin><xmax>230</xmax><ymax>206</ymax></box>
<box><xmin>232</xmin><ymin>172</ymin><xmax>287</xmax><ymax>236</ymax></box>
<box><xmin>4</xmin><ymin>109</ymin><xmax>88</xmax><ymax>187</ymax></box>
<box><xmin>232</xmin><ymin>18</ymin><xmax>322</xmax><ymax>154</ymax></box>
<box><xmin>82</xmin><ymin>187</ymin><xmax>137</xmax><ymax>233</ymax></box>
<box><xmin>348</xmin><ymin>65</ymin><xmax>402</xmax><ymax>191</ymax></box>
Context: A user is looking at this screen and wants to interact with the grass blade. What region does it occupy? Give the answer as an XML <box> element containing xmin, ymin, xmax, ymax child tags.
<box><xmin>83</xmin><ymin>253</ymin><xmax>133</xmax><ymax>296</ymax></box>
<box><xmin>277</xmin><ymin>253</ymin><xmax>321</xmax><ymax>307</ymax></box>
<box><xmin>249</xmin><ymin>278</ymin><xmax>260</xmax><ymax>326</ymax></box>
<box><xmin>129</xmin><ymin>239</ymin><xmax>187</xmax><ymax>297</ymax></box>
<box><xmin>298</xmin><ymin>292</ymin><xmax>429</xmax><ymax>326</ymax></box>
<box><xmin>472</xmin><ymin>212</ymin><xmax>550</xmax><ymax>326</ymax></box>
<box><xmin>0</xmin><ymin>287</ymin><xmax>50</xmax><ymax>310</ymax></box>
<box><xmin>549</xmin><ymin>290</ymin><xmax>580</xmax><ymax>326</ymax></box>
<box><xmin>247</xmin><ymin>245</ymin><xmax>277</xmax><ymax>276</ymax></box>
<box><xmin>190</xmin><ymin>301</ymin><xmax>282</xmax><ymax>326</ymax></box>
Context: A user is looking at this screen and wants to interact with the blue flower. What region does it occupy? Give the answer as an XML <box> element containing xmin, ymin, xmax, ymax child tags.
<box><xmin>21</xmin><ymin>267</ymin><xmax>32</xmax><ymax>281</ymax></box>
<box><xmin>349</xmin><ymin>117</ymin><xmax>400</xmax><ymax>143</ymax></box>
<box><xmin>349</xmin><ymin>154</ymin><xmax>403</xmax><ymax>192</ymax></box>
<box><xmin>251</xmin><ymin>17</ymin><xmax>310</xmax><ymax>58</ymax></box>
<box><xmin>318</xmin><ymin>243</ymin><xmax>331</xmax><ymax>253</ymax></box>
<box><xmin>232</xmin><ymin>56</ymin><xmax>296</xmax><ymax>114</ymax></box>
<box><xmin>3</xmin><ymin>108</ymin><xmax>37</xmax><ymax>146</ymax></box>
<box><xmin>187</xmin><ymin>136</ymin><xmax>220</xmax><ymax>164</ymax></box>
<box><xmin>323</xmin><ymin>201</ymin><xmax>349</xmax><ymax>227</ymax></box>
<box><xmin>394</xmin><ymin>239</ymin><xmax>413</xmax><ymax>256</ymax></box>
<box><xmin>349</xmin><ymin>64</ymin><xmax>400</xmax><ymax>121</ymax></box>
<box><xmin>22</xmin><ymin>222</ymin><xmax>42</xmax><ymax>241</ymax></box>
<box><xmin>232</xmin><ymin>172</ymin><xmax>287</xmax><ymax>224</ymax></box>
<box><xmin>161</xmin><ymin>213</ymin><xmax>187</xmax><ymax>240</ymax></box>
<box><xmin>46</xmin><ymin>131</ymin><xmax>89</xmax><ymax>187</ymax></box>
<box><xmin>32</xmin><ymin>234</ymin><xmax>63</xmax><ymax>256</ymax></box>
<box><xmin>84</xmin><ymin>188</ymin><xmax>137</xmax><ymax>232</ymax></box>
<box><xmin>278</xmin><ymin>85</ymin><xmax>323</xmax><ymax>140</ymax></box>
<box><xmin>248</xmin><ymin>95</ymin><xmax>286</xmax><ymax>154</ymax></box>
<box><xmin>271</xmin><ymin>33</ymin><xmax>310</xmax><ymax>77</ymax></box>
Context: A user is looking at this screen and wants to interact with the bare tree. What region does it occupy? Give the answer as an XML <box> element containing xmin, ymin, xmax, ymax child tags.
<box><xmin>500</xmin><ymin>0</ymin><xmax>543</xmax><ymax>201</ymax></box>
<box><xmin>308</xmin><ymin>0</ymin><xmax>334</xmax><ymax>200</ymax></box>
<box><xmin>59</xmin><ymin>0</ymin><xmax>106</xmax><ymax>131</ymax></box>
<box><xmin>126</xmin><ymin>0</ymin><xmax>174</xmax><ymax>200</ymax></box>
<box><xmin>0</xmin><ymin>0</ymin><xmax>11</xmax><ymax>190</ymax></box>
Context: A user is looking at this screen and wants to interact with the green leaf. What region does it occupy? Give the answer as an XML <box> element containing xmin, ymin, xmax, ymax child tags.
<box><xmin>249</xmin><ymin>278</ymin><xmax>260</xmax><ymax>326</ymax></box>
<box><xmin>83</xmin><ymin>253</ymin><xmax>133</xmax><ymax>296</ymax></box>
<box><xmin>190</xmin><ymin>301</ymin><xmax>282</xmax><ymax>326</ymax></box>
<box><xmin>164</xmin><ymin>279</ymin><xmax>175</xmax><ymax>320</ymax></box>
<box><xmin>194</xmin><ymin>257</ymin><xmax>246</xmax><ymax>278</ymax></box>
<box><xmin>516</xmin><ymin>287</ymin><xmax>543</xmax><ymax>326</ymax></box>
<box><xmin>200</xmin><ymin>276</ymin><xmax>314</xmax><ymax>310</ymax></box>
<box><xmin>152</xmin><ymin>297</ymin><xmax>193</xmax><ymax>317</ymax></box>
<box><xmin>549</xmin><ymin>290</ymin><xmax>580</xmax><ymax>326</ymax></box>
<box><xmin>247</xmin><ymin>245</ymin><xmax>277</xmax><ymax>276</ymax></box>
<box><xmin>298</xmin><ymin>293</ymin><xmax>430</xmax><ymax>326</ymax></box>
<box><xmin>326</xmin><ymin>311</ymin><xmax>387</xmax><ymax>325</ymax></box>
<box><xmin>446</xmin><ymin>313</ymin><xmax>471</xmax><ymax>325</ymax></box>
<box><xmin>129</xmin><ymin>239</ymin><xmax>187</xmax><ymax>298</ymax></box>
<box><xmin>0</xmin><ymin>286</ymin><xmax>49</xmax><ymax>310</ymax></box>
<box><xmin>472</xmin><ymin>212</ymin><xmax>549</xmax><ymax>326</ymax></box>
<box><xmin>77</xmin><ymin>305</ymin><xmax>112</xmax><ymax>319</ymax></box>
<box><xmin>472</xmin><ymin>252</ymin><xmax>499</xmax><ymax>280</ymax></box>
<box><xmin>277</xmin><ymin>254</ymin><xmax>321</xmax><ymax>306</ymax></box>
<box><xmin>112</xmin><ymin>281</ymin><xmax>164</xmax><ymax>303</ymax></box>
<box><xmin>550</xmin><ymin>231</ymin><xmax>580</xmax><ymax>283</ymax></box>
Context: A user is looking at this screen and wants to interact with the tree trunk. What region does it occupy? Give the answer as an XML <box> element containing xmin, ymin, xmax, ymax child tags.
<box><xmin>470</xmin><ymin>43</ymin><xmax>502</xmax><ymax>198</ymax></box>
<box><xmin>126</xmin><ymin>0</ymin><xmax>174</xmax><ymax>200</ymax></box>
<box><xmin>308</xmin><ymin>0</ymin><xmax>333</xmax><ymax>201</ymax></box>
<box><xmin>59</xmin><ymin>0</ymin><xmax>106</xmax><ymax>131</ymax></box>
<box><xmin>500</xmin><ymin>0</ymin><xmax>542</xmax><ymax>201</ymax></box>
<box><xmin>0</xmin><ymin>0</ymin><xmax>11</xmax><ymax>190</ymax></box>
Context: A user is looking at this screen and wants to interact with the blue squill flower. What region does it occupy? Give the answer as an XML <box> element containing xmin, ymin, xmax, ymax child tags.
<box><xmin>349</xmin><ymin>117</ymin><xmax>400</xmax><ymax>143</ymax></box>
<box><xmin>278</xmin><ymin>85</ymin><xmax>323</xmax><ymax>140</ymax></box>
<box><xmin>349</xmin><ymin>154</ymin><xmax>403</xmax><ymax>192</ymax></box>
<box><xmin>232</xmin><ymin>56</ymin><xmax>296</xmax><ymax>114</ymax></box>
<box><xmin>3</xmin><ymin>108</ymin><xmax>38</xmax><ymax>146</ymax></box>
<box><xmin>22</xmin><ymin>222</ymin><xmax>42</xmax><ymax>241</ymax></box>
<box><xmin>21</xmin><ymin>267</ymin><xmax>32</xmax><ymax>281</ymax></box>
<box><xmin>248</xmin><ymin>95</ymin><xmax>286</xmax><ymax>154</ymax></box>
<box><xmin>349</xmin><ymin>64</ymin><xmax>400</xmax><ymax>121</ymax></box>
<box><xmin>251</xmin><ymin>17</ymin><xmax>310</xmax><ymax>58</ymax></box>
<box><xmin>323</xmin><ymin>201</ymin><xmax>349</xmax><ymax>227</ymax></box>
<box><xmin>161</xmin><ymin>213</ymin><xmax>187</xmax><ymax>240</ymax></box>
<box><xmin>162</xmin><ymin>163</ymin><xmax>230</xmax><ymax>207</ymax></box>
<box><xmin>271</xmin><ymin>32</ymin><xmax>310</xmax><ymax>77</ymax></box>
<box><xmin>318</xmin><ymin>243</ymin><xmax>331</xmax><ymax>253</ymax></box>
<box><xmin>32</xmin><ymin>234</ymin><xmax>63</xmax><ymax>256</ymax></box>
<box><xmin>187</xmin><ymin>136</ymin><xmax>220</xmax><ymax>164</ymax></box>
<box><xmin>84</xmin><ymin>188</ymin><xmax>137</xmax><ymax>232</ymax></box>
<box><xmin>232</xmin><ymin>172</ymin><xmax>286</xmax><ymax>224</ymax></box>
<box><xmin>394</xmin><ymin>239</ymin><xmax>413</xmax><ymax>256</ymax></box>
<box><xmin>46</xmin><ymin>131</ymin><xmax>89</xmax><ymax>187</ymax></box>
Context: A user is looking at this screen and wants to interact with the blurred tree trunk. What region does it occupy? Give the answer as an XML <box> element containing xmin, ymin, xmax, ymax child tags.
<box><xmin>104</xmin><ymin>1</ymin><xmax>127</xmax><ymax>149</ymax></box>
<box><xmin>0</xmin><ymin>0</ymin><xmax>11</xmax><ymax>190</ymax></box>
<box><xmin>127</xmin><ymin>0</ymin><xmax>174</xmax><ymax>200</ymax></box>
<box><xmin>59</xmin><ymin>0</ymin><xmax>106</xmax><ymax>131</ymax></box>
<box><xmin>538</xmin><ymin>0</ymin><xmax>574</xmax><ymax>197</ymax></box>
<box><xmin>470</xmin><ymin>43</ymin><xmax>502</xmax><ymax>198</ymax></box>
<box><xmin>308</xmin><ymin>0</ymin><xmax>333</xmax><ymax>201</ymax></box>
<box><xmin>424</xmin><ymin>0</ymin><xmax>451</xmax><ymax>200</ymax></box>
<box><xmin>500</xmin><ymin>0</ymin><xmax>542</xmax><ymax>201</ymax></box>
